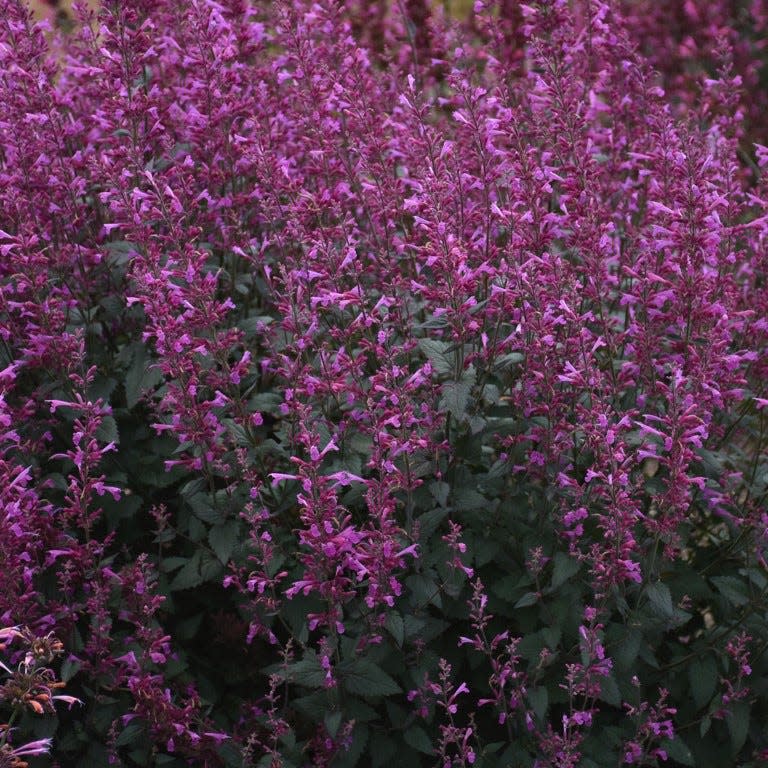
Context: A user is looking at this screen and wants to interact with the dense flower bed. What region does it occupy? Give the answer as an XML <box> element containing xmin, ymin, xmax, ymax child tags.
<box><xmin>1</xmin><ymin>0</ymin><xmax>768</xmax><ymax>766</ymax></box>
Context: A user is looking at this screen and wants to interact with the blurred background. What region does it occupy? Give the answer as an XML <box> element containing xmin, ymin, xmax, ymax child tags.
<box><xmin>26</xmin><ymin>0</ymin><xmax>477</xmax><ymax>25</ymax></box>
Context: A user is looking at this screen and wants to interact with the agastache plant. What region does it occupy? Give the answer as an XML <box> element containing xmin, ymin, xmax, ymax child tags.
<box><xmin>0</xmin><ymin>0</ymin><xmax>767</xmax><ymax>765</ymax></box>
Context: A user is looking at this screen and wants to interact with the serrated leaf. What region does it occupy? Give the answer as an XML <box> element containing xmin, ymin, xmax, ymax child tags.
<box><xmin>208</xmin><ymin>520</ymin><xmax>239</xmax><ymax>564</ymax></box>
<box><xmin>282</xmin><ymin>656</ymin><xmax>327</xmax><ymax>688</ymax></box>
<box><xmin>385</xmin><ymin>612</ymin><xmax>404</xmax><ymax>647</ymax></box>
<box><xmin>711</xmin><ymin>576</ymin><xmax>750</xmax><ymax>606</ymax></box>
<box><xmin>598</xmin><ymin>673</ymin><xmax>621</xmax><ymax>707</ymax></box>
<box><xmin>371</xmin><ymin>733</ymin><xmax>397</xmax><ymax>768</ymax></box>
<box><xmin>550</xmin><ymin>552</ymin><xmax>580</xmax><ymax>590</ymax></box>
<box><xmin>335</xmin><ymin>723</ymin><xmax>369</xmax><ymax>768</ymax></box>
<box><xmin>429</xmin><ymin>480</ymin><xmax>450</xmax><ymax>508</ymax></box>
<box><xmin>610</xmin><ymin>626</ymin><xmax>640</xmax><ymax>670</ymax></box>
<box><xmin>170</xmin><ymin>551</ymin><xmax>203</xmax><ymax>591</ymax></box>
<box><xmin>404</xmin><ymin>725</ymin><xmax>433</xmax><ymax>754</ymax></box>
<box><xmin>96</xmin><ymin>415</ymin><xmax>119</xmax><ymax>445</ymax></box>
<box><xmin>159</xmin><ymin>556</ymin><xmax>187</xmax><ymax>573</ymax></box>
<box><xmin>646</xmin><ymin>581</ymin><xmax>674</xmax><ymax>619</ymax></box>
<box><xmin>418</xmin><ymin>338</ymin><xmax>454</xmax><ymax>376</ymax></box>
<box><xmin>342</xmin><ymin>698</ymin><xmax>379</xmax><ymax>722</ymax></box>
<box><xmin>291</xmin><ymin>691</ymin><xmax>330</xmax><ymax>721</ymax></box>
<box><xmin>440</xmin><ymin>373</ymin><xmax>475</xmax><ymax>417</ymax></box>
<box><xmin>453</xmin><ymin>486</ymin><xmax>486</xmax><ymax>511</ymax></box>
<box><xmin>660</xmin><ymin>737</ymin><xmax>694</xmax><ymax>765</ymax></box>
<box><xmin>324</xmin><ymin>710</ymin><xmax>343</xmax><ymax>737</ymax></box>
<box><xmin>239</xmin><ymin>315</ymin><xmax>274</xmax><ymax>338</ymax></box>
<box><xmin>339</xmin><ymin>660</ymin><xmax>401</xmax><ymax>697</ymax></box>
<box><xmin>688</xmin><ymin>655</ymin><xmax>717</xmax><ymax>709</ymax></box>
<box><xmin>726</xmin><ymin>700</ymin><xmax>750</xmax><ymax>754</ymax></box>
<box><xmin>406</xmin><ymin>572</ymin><xmax>442</xmax><ymax>609</ymax></box>
<box><xmin>61</xmin><ymin>657</ymin><xmax>81</xmax><ymax>683</ymax></box>
<box><xmin>116</xmin><ymin>722</ymin><xmax>145</xmax><ymax>747</ymax></box>
<box><xmin>125</xmin><ymin>344</ymin><xmax>163</xmax><ymax>408</ymax></box>
<box><xmin>200</xmin><ymin>552</ymin><xmax>224</xmax><ymax>582</ymax></box>
<box><xmin>216</xmin><ymin>741</ymin><xmax>243</xmax><ymax>768</ymax></box>
<box><xmin>514</xmin><ymin>592</ymin><xmax>539</xmax><ymax>609</ymax></box>
<box><xmin>527</xmin><ymin>687</ymin><xmax>548</xmax><ymax>722</ymax></box>
<box><xmin>417</xmin><ymin>507</ymin><xmax>449</xmax><ymax>541</ymax></box>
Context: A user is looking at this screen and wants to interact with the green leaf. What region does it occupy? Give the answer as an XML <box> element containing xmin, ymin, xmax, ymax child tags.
<box><xmin>418</xmin><ymin>339</ymin><xmax>454</xmax><ymax>376</ymax></box>
<box><xmin>216</xmin><ymin>741</ymin><xmax>243</xmax><ymax>768</ymax></box>
<box><xmin>613</xmin><ymin>627</ymin><xmax>642</xmax><ymax>670</ymax></box>
<box><xmin>339</xmin><ymin>660</ymin><xmax>401</xmax><ymax>698</ymax></box>
<box><xmin>61</xmin><ymin>657</ymin><xmax>81</xmax><ymax>683</ymax></box>
<box><xmin>417</xmin><ymin>507</ymin><xmax>449</xmax><ymax>541</ymax></box>
<box><xmin>200</xmin><ymin>552</ymin><xmax>224</xmax><ymax>582</ymax></box>
<box><xmin>440</xmin><ymin>371</ymin><xmax>475</xmax><ymax>417</ymax></box>
<box><xmin>125</xmin><ymin>343</ymin><xmax>163</xmax><ymax>408</ymax></box>
<box><xmin>688</xmin><ymin>656</ymin><xmax>718</xmax><ymax>709</ymax></box>
<box><xmin>660</xmin><ymin>737</ymin><xmax>694</xmax><ymax>765</ymax></box>
<box><xmin>239</xmin><ymin>315</ymin><xmax>274</xmax><ymax>339</ymax></box>
<box><xmin>528</xmin><ymin>687</ymin><xmax>548</xmax><ymax>722</ymax></box>
<box><xmin>429</xmin><ymin>480</ymin><xmax>450</xmax><ymax>508</ymax></box>
<box><xmin>371</xmin><ymin>733</ymin><xmax>397</xmax><ymax>768</ymax></box>
<box><xmin>116</xmin><ymin>722</ymin><xmax>145</xmax><ymax>747</ymax></box>
<box><xmin>291</xmin><ymin>691</ymin><xmax>332</xmax><ymax>722</ymax></box>
<box><xmin>385</xmin><ymin>612</ymin><xmax>404</xmax><ymax>647</ymax></box>
<box><xmin>550</xmin><ymin>552</ymin><xmax>580</xmax><ymax>590</ymax></box>
<box><xmin>170</xmin><ymin>551</ymin><xmax>203</xmax><ymax>591</ymax></box>
<box><xmin>404</xmin><ymin>725</ymin><xmax>433</xmax><ymax>754</ymax></box>
<box><xmin>282</xmin><ymin>656</ymin><xmax>327</xmax><ymax>688</ymax></box>
<box><xmin>208</xmin><ymin>520</ymin><xmax>239</xmax><ymax>564</ymax></box>
<box><xmin>406</xmin><ymin>572</ymin><xmax>442</xmax><ymax>609</ymax></box>
<box><xmin>646</xmin><ymin>581</ymin><xmax>674</xmax><ymax>619</ymax></box>
<box><xmin>96</xmin><ymin>415</ymin><xmax>119</xmax><ymax>445</ymax></box>
<box><xmin>342</xmin><ymin>699</ymin><xmax>379</xmax><ymax>722</ymax></box>
<box><xmin>598</xmin><ymin>673</ymin><xmax>621</xmax><ymax>707</ymax></box>
<box><xmin>324</xmin><ymin>710</ymin><xmax>343</xmax><ymax>738</ymax></box>
<box><xmin>514</xmin><ymin>592</ymin><xmax>539</xmax><ymax>609</ymax></box>
<box><xmin>452</xmin><ymin>486</ymin><xmax>486</xmax><ymax>511</ymax></box>
<box><xmin>335</xmin><ymin>723</ymin><xmax>369</xmax><ymax>768</ymax></box>
<box><xmin>726</xmin><ymin>700</ymin><xmax>750</xmax><ymax>754</ymax></box>
<box><xmin>711</xmin><ymin>576</ymin><xmax>750</xmax><ymax>607</ymax></box>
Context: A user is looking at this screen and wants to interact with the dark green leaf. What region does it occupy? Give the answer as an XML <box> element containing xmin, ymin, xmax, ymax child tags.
<box><xmin>404</xmin><ymin>725</ymin><xmax>433</xmax><ymax>755</ymax></box>
<box><xmin>208</xmin><ymin>520</ymin><xmax>239</xmax><ymax>563</ymax></box>
<box><xmin>550</xmin><ymin>552</ymin><xmax>580</xmax><ymax>590</ymax></box>
<box><xmin>96</xmin><ymin>415</ymin><xmax>119</xmax><ymax>445</ymax></box>
<box><xmin>385</xmin><ymin>612</ymin><xmax>404</xmax><ymax>647</ymax></box>
<box><xmin>417</xmin><ymin>507</ymin><xmax>449</xmax><ymax>541</ymax></box>
<box><xmin>324</xmin><ymin>710</ymin><xmax>342</xmax><ymax>737</ymax></box>
<box><xmin>440</xmin><ymin>371</ymin><xmax>475</xmax><ymax>417</ymax></box>
<box><xmin>283</xmin><ymin>656</ymin><xmax>327</xmax><ymax>688</ymax></box>
<box><xmin>418</xmin><ymin>339</ymin><xmax>454</xmax><ymax>376</ymax></box>
<box><xmin>689</xmin><ymin>656</ymin><xmax>718</xmax><ymax>709</ymax></box>
<box><xmin>170</xmin><ymin>551</ymin><xmax>203</xmax><ymax>591</ymax></box>
<box><xmin>61</xmin><ymin>657</ymin><xmax>81</xmax><ymax>683</ymax></box>
<box><xmin>116</xmin><ymin>722</ymin><xmax>145</xmax><ymax>747</ymax></box>
<box><xmin>371</xmin><ymin>733</ymin><xmax>397</xmax><ymax>768</ymax></box>
<box><xmin>514</xmin><ymin>592</ymin><xmax>539</xmax><ymax>609</ymax></box>
<box><xmin>528</xmin><ymin>687</ymin><xmax>548</xmax><ymax>722</ymax></box>
<box><xmin>726</xmin><ymin>700</ymin><xmax>750</xmax><ymax>754</ymax></box>
<box><xmin>711</xmin><ymin>576</ymin><xmax>750</xmax><ymax>607</ymax></box>
<box><xmin>660</xmin><ymin>737</ymin><xmax>694</xmax><ymax>765</ymax></box>
<box><xmin>125</xmin><ymin>344</ymin><xmax>163</xmax><ymax>408</ymax></box>
<box><xmin>335</xmin><ymin>724</ymin><xmax>369</xmax><ymax>768</ymax></box>
<box><xmin>339</xmin><ymin>659</ymin><xmax>401</xmax><ymax>697</ymax></box>
<box><xmin>646</xmin><ymin>581</ymin><xmax>674</xmax><ymax>619</ymax></box>
<box><xmin>598</xmin><ymin>673</ymin><xmax>621</xmax><ymax>707</ymax></box>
